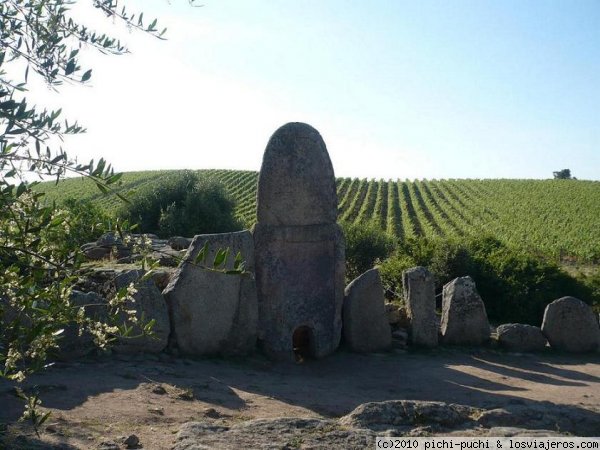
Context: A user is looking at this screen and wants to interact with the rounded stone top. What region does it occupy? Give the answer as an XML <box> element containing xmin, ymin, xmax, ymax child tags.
<box><xmin>256</xmin><ymin>122</ymin><xmax>338</xmax><ymax>226</ymax></box>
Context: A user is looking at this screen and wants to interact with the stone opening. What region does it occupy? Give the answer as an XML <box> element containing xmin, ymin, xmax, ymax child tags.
<box><xmin>292</xmin><ymin>326</ymin><xmax>315</xmax><ymax>362</ymax></box>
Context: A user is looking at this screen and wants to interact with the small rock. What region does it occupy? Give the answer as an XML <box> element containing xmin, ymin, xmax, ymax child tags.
<box><xmin>84</xmin><ymin>246</ymin><xmax>111</xmax><ymax>261</ymax></box>
<box><xmin>97</xmin><ymin>232</ymin><xmax>122</xmax><ymax>247</ymax></box>
<box><xmin>151</xmin><ymin>384</ymin><xmax>167</xmax><ymax>395</ymax></box>
<box><xmin>123</xmin><ymin>434</ymin><xmax>140</xmax><ymax>448</ymax></box>
<box><xmin>385</xmin><ymin>303</ymin><xmax>401</xmax><ymax>325</ymax></box>
<box><xmin>168</xmin><ymin>236</ymin><xmax>193</xmax><ymax>250</ymax></box>
<box><xmin>45</xmin><ymin>423</ymin><xmax>58</xmax><ymax>434</ymax></box>
<box><xmin>177</xmin><ymin>388</ymin><xmax>194</xmax><ymax>401</ymax></box>
<box><xmin>392</xmin><ymin>329</ymin><xmax>408</xmax><ymax>341</ymax></box>
<box><xmin>148</xmin><ymin>407</ymin><xmax>164</xmax><ymax>415</ymax></box>
<box><xmin>497</xmin><ymin>323</ymin><xmax>547</xmax><ymax>352</ymax></box>
<box><xmin>203</xmin><ymin>407</ymin><xmax>222</xmax><ymax>419</ymax></box>
<box><xmin>150</xmin><ymin>269</ymin><xmax>172</xmax><ymax>291</ymax></box>
<box><xmin>98</xmin><ymin>442</ymin><xmax>120</xmax><ymax>450</ymax></box>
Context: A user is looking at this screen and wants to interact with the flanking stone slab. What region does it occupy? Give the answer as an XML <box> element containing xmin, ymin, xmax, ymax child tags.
<box><xmin>402</xmin><ymin>266</ymin><xmax>438</xmax><ymax>347</ymax></box>
<box><xmin>343</xmin><ymin>268</ymin><xmax>391</xmax><ymax>353</ymax></box>
<box><xmin>541</xmin><ymin>296</ymin><xmax>600</xmax><ymax>353</ymax></box>
<box><xmin>163</xmin><ymin>231</ymin><xmax>258</xmax><ymax>356</ymax></box>
<box><xmin>440</xmin><ymin>276</ymin><xmax>490</xmax><ymax>346</ymax></box>
<box><xmin>496</xmin><ymin>323</ymin><xmax>547</xmax><ymax>352</ymax></box>
<box><xmin>253</xmin><ymin>123</ymin><xmax>345</xmax><ymax>360</ymax></box>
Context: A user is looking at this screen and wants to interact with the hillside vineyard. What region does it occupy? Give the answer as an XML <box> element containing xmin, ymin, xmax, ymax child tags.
<box><xmin>37</xmin><ymin>170</ymin><xmax>600</xmax><ymax>262</ymax></box>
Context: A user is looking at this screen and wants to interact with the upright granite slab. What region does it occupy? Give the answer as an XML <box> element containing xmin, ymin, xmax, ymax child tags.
<box><xmin>402</xmin><ymin>266</ymin><xmax>438</xmax><ymax>347</ymax></box>
<box><xmin>440</xmin><ymin>276</ymin><xmax>490</xmax><ymax>346</ymax></box>
<box><xmin>343</xmin><ymin>268</ymin><xmax>391</xmax><ymax>353</ymax></box>
<box><xmin>253</xmin><ymin>122</ymin><xmax>345</xmax><ymax>360</ymax></box>
<box><xmin>163</xmin><ymin>231</ymin><xmax>258</xmax><ymax>356</ymax></box>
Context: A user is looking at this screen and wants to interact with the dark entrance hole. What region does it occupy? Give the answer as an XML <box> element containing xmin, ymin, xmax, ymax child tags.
<box><xmin>292</xmin><ymin>326</ymin><xmax>314</xmax><ymax>363</ymax></box>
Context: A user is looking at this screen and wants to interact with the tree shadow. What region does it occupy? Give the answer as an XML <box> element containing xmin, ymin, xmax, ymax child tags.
<box><xmin>0</xmin><ymin>348</ymin><xmax>598</xmax><ymax>442</ymax></box>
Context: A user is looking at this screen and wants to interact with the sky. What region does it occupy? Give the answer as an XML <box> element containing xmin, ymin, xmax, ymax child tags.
<box><xmin>27</xmin><ymin>0</ymin><xmax>600</xmax><ymax>180</ymax></box>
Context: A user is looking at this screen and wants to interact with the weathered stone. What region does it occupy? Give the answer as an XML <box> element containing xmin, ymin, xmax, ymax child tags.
<box><xmin>440</xmin><ymin>276</ymin><xmax>490</xmax><ymax>346</ymax></box>
<box><xmin>541</xmin><ymin>296</ymin><xmax>600</xmax><ymax>353</ymax></box>
<box><xmin>123</xmin><ymin>434</ymin><xmax>140</xmax><ymax>449</ymax></box>
<box><xmin>112</xmin><ymin>270</ymin><xmax>170</xmax><ymax>353</ymax></box>
<box><xmin>497</xmin><ymin>323</ymin><xmax>547</xmax><ymax>352</ymax></box>
<box><xmin>168</xmin><ymin>236</ymin><xmax>193</xmax><ymax>250</ymax></box>
<box><xmin>402</xmin><ymin>266</ymin><xmax>438</xmax><ymax>347</ymax></box>
<box><xmin>343</xmin><ymin>268</ymin><xmax>391</xmax><ymax>353</ymax></box>
<box><xmin>148</xmin><ymin>269</ymin><xmax>173</xmax><ymax>291</ymax></box>
<box><xmin>98</xmin><ymin>442</ymin><xmax>120</xmax><ymax>450</ymax></box>
<box><xmin>96</xmin><ymin>232</ymin><xmax>122</xmax><ymax>247</ymax></box>
<box><xmin>385</xmin><ymin>302</ymin><xmax>401</xmax><ymax>324</ymax></box>
<box><xmin>150</xmin><ymin>246</ymin><xmax>184</xmax><ymax>267</ymax></box>
<box><xmin>254</xmin><ymin>123</ymin><xmax>344</xmax><ymax>360</ymax></box>
<box><xmin>477</xmin><ymin>403</ymin><xmax>600</xmax><ymax>436</ymax></box>
<box><xmin>174</xmin><ymin>418</ymin><xmax>373</xmax><ymax>450</ymax></box>
<box><xmin>83</xmin><ymin>246</ymin><xmax>111</xmax><ymax>261</ymax></box>
<box><xmin>397</xmin><ymin>305</ymin><xmax>411</xmax><ymax>329</ymax></box>
<box><xmin>339</xmin><ymin>400</ymin><xmax>477</xmax><ymax>430</ymax></box>
<box><xmin>482</xmin><ymin>427</ymin><xmax>567</xmax><ymax>437</ymax></box>
<box><xmin>80</xmin><ymin>242</ymin><xmax>97</xmax><ymax>251</ymax></box>
<box><xmin>56</xmin><ymin>290</ymin><xmax>106</xmax><ymax>360</ymax></box>
<box><xmin>255</xmin><ymin>122</ymin><xmax>337</xmax><ymax>227</ymax></box>
<box><xmin>391</xmin><ymin>328</ymin><xmax>408</xmax><ymax>349</ymax></box>
<box><xmin>163</xmin><ymin>231</ymin><xmax>258</xmax><ymax>356</ymax></box>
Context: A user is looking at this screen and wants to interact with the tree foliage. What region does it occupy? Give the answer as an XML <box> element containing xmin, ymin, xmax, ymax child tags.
<box><xmin>116</xmin><ymin>171</ymin><xmax>242</xmax><ymax>238</ymax></box>
<box><xmin>553</xmin><ymin>169</ymin><xmax>572</xmax><ymax>179</ymax></box>
<box><xmin>0</xmin><ymin>0</ymin><xmax>172</xmax><ymax>410</ymax></box>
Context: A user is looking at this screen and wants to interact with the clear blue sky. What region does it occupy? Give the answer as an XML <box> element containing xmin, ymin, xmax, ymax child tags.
<box><xmin>36</xmin><ymin>1</ymin><xmax>600</xmax><ymax>180</ymax></box>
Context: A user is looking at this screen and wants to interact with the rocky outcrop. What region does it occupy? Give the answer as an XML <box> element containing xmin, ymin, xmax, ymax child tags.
<box><xmin>496</xmin><ymin>323</ymin><xmax>547</xmax><ymax>352</ymax></box>
<box><xmin>81</xmin><ymin>232</ymin><xmax>187</xmax><ymax>265</ymax></box>
<box><xmin>173</xmin><ymin>400</ymin><xmax>593</xmax><ymax>449</ymax></box>
<box><xmin>541</xmin><ymin>296</ymin><xmax>600</xmax><ymax>353</ymax></box>
<box><xmin>339</xmin><ymin>399</ymin><xmax>598</xmax><ymax>436</ymax></box>
<box><xmin>343</xmin><ymin>268</ymin><xmax>391</xmax><ymax>353</ymax></box>
<box><xmin>440</xmin><ymin>276</ymin><xmax>490</xmax><ymax>346</ymax></box>
<box><xmin>173</xmin><ymin>418</ymin><xmax>374</xmax><ymax>450</ymax></box>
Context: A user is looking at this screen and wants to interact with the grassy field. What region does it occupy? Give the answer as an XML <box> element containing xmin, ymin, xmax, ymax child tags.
<box><xmin>35</xmin><ymin>169</ymin><xmax>600</xmax><ymax>263</ymax></box>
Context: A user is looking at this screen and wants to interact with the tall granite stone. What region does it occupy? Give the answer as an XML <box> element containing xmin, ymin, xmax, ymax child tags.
<box><xmin>253</xmin><ymin>122</ymin><xmax>345</xmax><ymax>360</ymax></box>
<box><xmin>163</xmin><ymin>231</ymin><xmax>258</xmax><ymax>356</ymax></box>
<box><xmin>402</xmin><ymin>266</ymin><xmax>438</xmax><ymax>348</ymax></box>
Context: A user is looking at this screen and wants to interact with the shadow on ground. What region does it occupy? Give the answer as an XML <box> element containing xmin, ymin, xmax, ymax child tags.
<box><xmin>1</xmin><ymin>348</ymin><xmax>599</xmax><ymax>448</ymax></box>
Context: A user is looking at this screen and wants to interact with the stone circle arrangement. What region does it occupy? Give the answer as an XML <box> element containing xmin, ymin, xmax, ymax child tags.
<box><xmin>74</xmin><ymin>122</ymin><xmax>600</xmax><ymax>360</ymax></box>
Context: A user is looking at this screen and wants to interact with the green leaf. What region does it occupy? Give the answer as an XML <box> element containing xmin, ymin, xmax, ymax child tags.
<box><xmin>213</xmin><ymin>248</ymin><xmax>229</xmax><ymax>269</ymax></box>
<box><xmin>81</xmin><ymin>69</ymin><xmax>92</xmax><ymax>82</ymax></box>
<box><xmin>16</xmin><ymin>182</ymin><xmax>27</xmax><ymax>197</ymax></box>
<box><xmin>65</xmin><ymin>59</ymin><xmax>76</xmax><ymax>76</ymax></box>
<box><xmin>194</xmin><ymin>241</ymin><xmax>209</xmax><ymax>264</ymax></box>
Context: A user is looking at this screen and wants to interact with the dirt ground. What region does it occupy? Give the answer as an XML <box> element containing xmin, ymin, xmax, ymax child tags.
<box><xmin>1</xmin><ymin>348</ymin><xmax>599</xmax><ymax>449</ymax></box>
